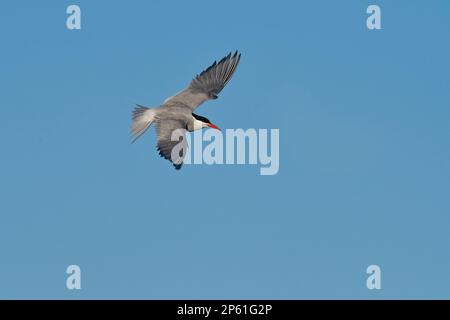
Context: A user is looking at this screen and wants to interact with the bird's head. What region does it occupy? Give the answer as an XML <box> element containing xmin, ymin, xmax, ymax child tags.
<box><xmin>192</xmin><ymin>113</ymin><xmax>221</xmax><ymax>131</ymax></box>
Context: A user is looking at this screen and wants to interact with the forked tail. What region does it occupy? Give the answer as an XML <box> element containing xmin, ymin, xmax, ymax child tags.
<box><xmin>131</xmin><ymin>104</ymin><xmax>156</xmax><ymax>143</ymax></box>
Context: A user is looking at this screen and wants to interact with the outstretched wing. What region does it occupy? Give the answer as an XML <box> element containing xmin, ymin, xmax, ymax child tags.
<box><xmin>155</xmin><ymin>119</ymin><xmax>188</xmax><ymax>170</ymax></box>
<box><xmin>164</xmin><ymin>51</ymin><xmax>241</xmax><ymax>111</ymax></box>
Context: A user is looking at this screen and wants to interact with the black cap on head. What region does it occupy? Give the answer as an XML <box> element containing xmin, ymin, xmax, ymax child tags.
<box><xmin>192</xmin><ymin>113</ymin><xmax>211</xmax><ymax>124</ymax></box>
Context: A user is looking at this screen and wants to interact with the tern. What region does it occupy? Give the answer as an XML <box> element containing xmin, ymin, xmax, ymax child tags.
<box><xmin>131</xmin><ymin>51</ymin><xmax>241</xmax><ymax>169</ymax></box>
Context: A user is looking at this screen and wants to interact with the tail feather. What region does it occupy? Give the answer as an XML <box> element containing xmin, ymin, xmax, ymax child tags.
<box><xmin>131</xmin><ymin>105</ymin><xmax>156</xmax><ymax>143</ymax></box>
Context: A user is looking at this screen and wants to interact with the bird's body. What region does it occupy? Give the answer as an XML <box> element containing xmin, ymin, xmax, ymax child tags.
<box><xmin>131</xmin><ymin>51</ymin><xmax>241</xmax><ymax>169</ymax></box>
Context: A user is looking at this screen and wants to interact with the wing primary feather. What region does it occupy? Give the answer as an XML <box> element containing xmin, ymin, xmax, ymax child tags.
<box><xmin>163</xmin><ymin>51</ymin><xmax>241</xmax><ymax>111</ymax></box>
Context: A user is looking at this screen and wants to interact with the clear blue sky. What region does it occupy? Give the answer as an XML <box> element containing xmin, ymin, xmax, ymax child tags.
<box><xmin>0</xmin><ymin>0</ymin><xmax>449</xmax><ymax>299</ymax></box>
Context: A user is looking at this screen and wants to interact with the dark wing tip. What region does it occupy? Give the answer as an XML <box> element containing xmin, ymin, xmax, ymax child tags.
<box><xmin>189</xmin><ymin>50</ymin><xmax>242</xmax><ymax>98</ymax></box>
<box><xmin>157</xmin><ymin>146</ymin><xmax>184</xmax><ymax>169</ymax></box>
<box><xmin>173</xmin><ymin>163</ymin><xmax>183</xmax><ymax>170</ymax></box>
<box><xmin>158</xmin><ymin>149</ymin><xmax>167</xmax><ymax>159</ymax></box>
<box><xmin>198</xmin><ymin>62</ymin><xmax>214</xmax><ymax>77</ymax></box>
<box><xmin>198</xmin><ymin>51</ymin><xmax>240</xmax><ymax>77</ymax></box>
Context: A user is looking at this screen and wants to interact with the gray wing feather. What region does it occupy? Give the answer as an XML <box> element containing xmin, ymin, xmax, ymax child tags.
<box><xmin>164</xmin><ymin>51</ymin><xmax>241</xmax><ymax>110</ymax></box>
<box><xmin>155</xmin><ymin>119</ymin><xmax>188</xmax><ymax>170</ymax></box>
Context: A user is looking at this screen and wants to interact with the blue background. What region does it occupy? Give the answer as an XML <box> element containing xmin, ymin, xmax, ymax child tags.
<box><xmin>0</xmin><ymin>0</ymin><xmax>449</xmax><ymax>299</ymax></box>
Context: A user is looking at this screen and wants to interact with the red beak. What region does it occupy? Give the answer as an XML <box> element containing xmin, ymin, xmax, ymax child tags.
<box><xmin>207</xmin><ymin>123</ymin><xmax>221</xmax><ymax>131</ymax></box>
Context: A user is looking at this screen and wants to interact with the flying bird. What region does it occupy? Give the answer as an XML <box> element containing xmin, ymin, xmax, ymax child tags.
<box><xmin>131</xmin><ymin>51</ymin><xmax>241</xmax><ymax>169</ymax></box>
